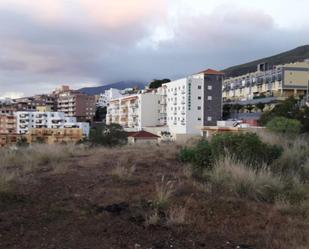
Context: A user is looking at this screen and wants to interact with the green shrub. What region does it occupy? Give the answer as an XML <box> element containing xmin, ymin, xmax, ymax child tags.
<box><xmin>179</xmin><ymin>148</ymin><xmax>195</xmax><ymax>163</ymax></box>
<box><xmin>179</xmin><ymin>140</ymin><xmax>213</xmax><ymax>172</ymax></box>
<box><xmin>266</xmin><ymin>117</ymin><xmax>301</xmax><ymax>136</ymax></box>
<box><xmin>210</xmin><ymin>133</ymin><xmax>283</xmax><ymax>169</ymax></box>
<box><xmin>89</xmin><ymin>123</ymin><xmax>127</xmax><ymax>147</ymax></box>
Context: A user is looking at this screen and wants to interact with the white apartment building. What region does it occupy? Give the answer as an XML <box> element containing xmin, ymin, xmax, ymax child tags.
<box><xmin>97</xmin><ymin>88</ymin><xmax>123</xmax><ymax>108</ymax></box>
<box><xmin>15</xmin><ymin>111</ymin><xmax>90</xmax><ymax>136</ymax></box>
<box><xmin>106</xmin><ymin>91</ymin><xmax>161</xmax><ymax>130</ymax></box>
<box><xmin>162</xmin><ymin>69</ymin><xmax>224</xmax><ymax>135</ymax></box>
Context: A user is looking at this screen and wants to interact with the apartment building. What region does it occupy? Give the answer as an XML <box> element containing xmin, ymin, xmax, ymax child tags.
<box><xmin>223</xmin><ymin>60</ymin><xmax>309</xmax><ymax>102</ymax></box>
<box><xmin>15</xmin><ymin>111</ymin><xmax>89</xmax><ymax>137</ymax></box>
<box><xmin>26</xmin><ymin>128</ymin><xmax>85</xmax><ymax>145</ymax></box>
<box><xmin>106</xmin><ymin>91</ymin><xmax>161</xmax><ymax>130</ymax></box>
<box><xmin>0</xmin><ymin>114</ymin><xmax>16</xmax><ymax>134</ymax></box>
<box><xmin>97</xmin><ymin>88</ymin><xmax>123</xmax><ymax>108</ymax></box>
<box><xmin>57</xmin><ymin>90</ymin><xmax>96</xmax><ymax>122</ymax></box>
<box><xmin>0</xmin><ymin>133</ymin><xmax>24</xmax><ymax>147</ymax></box>
<box><xmin>162</xmin><ymin>69</ymin><xmax>224</xmax><ymax>135</ymax></box>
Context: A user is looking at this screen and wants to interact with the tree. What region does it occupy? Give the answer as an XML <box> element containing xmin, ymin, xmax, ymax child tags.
<box><xmin>256</xmin><ymin>102</ymin><xmax>265</xmax><ymax>112</ymax></box>
<box><xmin>246</xmin><ymin>104</ymin><xmax>254</xmax><ymax>113</ymax></box>
<box><xmin>223</xmin><ymin>104</ymin><xmax>232</xmax><ymax>119</ymax></box>
<box><xmin>149</xmin><ymin>79</ymin><xmax>171</xmax><ymax>89</ymax></box>
<box><xmin>259</xmin><ymin>97</ymin><xmax>309</xmax><ymax>133</ymax></box>
<box><xmin>89</xmin><ymin>123</ymin><xmax>127</xmax><ymax>147</ymax></box>
<box><xmin>94</xmin><ymin>106</ymin><xmax>107</xmax><ymax>122</ymax></box>
<box><xmin>266</xmin><ymin>117</ymin><xmax>302</xmax><ymax>136</ymax></box>
<box><xmin>16</xmin><ymin>137</ymin><xmax>29</xmax><ymax>147</ymax></box>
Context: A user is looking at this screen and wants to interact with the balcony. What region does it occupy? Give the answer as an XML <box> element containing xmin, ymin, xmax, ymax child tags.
<box><xmin>181</xmin><ymin>100</ymin><xmax>186</xmax><ymax>105</ymax></box>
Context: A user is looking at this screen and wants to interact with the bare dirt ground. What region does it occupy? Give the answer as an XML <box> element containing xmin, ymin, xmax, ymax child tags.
<box><xmin>1</xmin><ymin>145</ymin><xmax>308</xmax><ymax>249</ymax></box>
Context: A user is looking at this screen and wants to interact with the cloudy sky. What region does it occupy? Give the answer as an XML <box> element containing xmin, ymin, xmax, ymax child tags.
<box><xmin>0</xmin><ymin>0</ymin><xmax>308</xmax><ymax>98</ymax></box>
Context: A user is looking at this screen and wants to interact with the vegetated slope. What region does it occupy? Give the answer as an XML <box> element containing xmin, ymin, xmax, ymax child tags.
<box><xmin>1</xmin><ymin>144</ymin><xmax>308</xmax><ymax>249</ymax></box>
<box><xmin>224</xmin><ymin>45</ymin><xmax>309</xmax><ymax>77</ymax></box>
<box><xmin>79</xmin><ymin>80</ymin><xmax>146</xmax><ymax>95</ymax></box>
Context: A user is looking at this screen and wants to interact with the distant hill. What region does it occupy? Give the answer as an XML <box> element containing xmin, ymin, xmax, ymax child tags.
<box><xmin>223</xmin><ymin>45</ymin><xmax>309</xmax><ymax>78</ymax></box>
<box><xmin>79</xmin><ymin>81</ymin><xmax>146</xmax><ymax>95</ymax></box>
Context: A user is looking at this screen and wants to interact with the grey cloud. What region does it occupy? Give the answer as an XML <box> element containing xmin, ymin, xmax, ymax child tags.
<box><xmin>0</xmin><ymin>5</ymin><xmax>308</xmax><ymax>97</ymax></box>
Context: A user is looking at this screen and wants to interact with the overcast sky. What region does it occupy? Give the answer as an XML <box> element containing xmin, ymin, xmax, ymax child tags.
<box><xmin>0</xmin><ymin>0</ymin><xmax>308</xmax><ymax>98</ymax></box>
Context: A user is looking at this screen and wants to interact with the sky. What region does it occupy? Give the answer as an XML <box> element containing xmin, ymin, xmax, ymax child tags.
<box><xmin>0</xmin><ymin>0</ymin><xmax>308</xmax><ymax>98</ymax></box>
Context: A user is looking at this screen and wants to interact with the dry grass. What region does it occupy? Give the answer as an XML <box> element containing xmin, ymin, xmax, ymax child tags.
<box><xmin>154</xmin><ymin>176</ymin><xmax>176</xmax><ymax>208</ymax></box>
<box><xmin>207</xmin><ymin>157</ymin><xmax>284</xmax><ymax>202</ymax></box>
<box><xmin>166</xmin><ymin>206</ymin><xmax>187</xmax><ymax>226</ymax></box>
<box><xmin>0</xmin><ymin>170</ymin><xmax>16</xmax><ymax>193</ymax></box>
<box><xmin>111</xmin><ymin>162</ymin><xmax>136</xmax><ymax>181</ymax></box>
<box><xmin>145</xmin><ymin>210</ymin><xmax>160</xmax><ymax>226</ymax></box>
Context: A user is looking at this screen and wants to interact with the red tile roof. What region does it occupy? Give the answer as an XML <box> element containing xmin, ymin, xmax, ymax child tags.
<box><xmin>197</xmin><ymin>68</ymin><xmax>225</xmax><ymax>75</ymax></box>
<box><xmin>127</xmin><ymin>130</ymin><xmax>160</xmax><ymax>138</ymax></box>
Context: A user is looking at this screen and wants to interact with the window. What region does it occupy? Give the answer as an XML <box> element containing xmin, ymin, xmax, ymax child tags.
<box><xmin>208</xmin><ymin>96</ymin><xmax>212</xmax><ymax>100</ymax></box>
<box><xmin>207</xmin><ymin>117</ymin><xmax>212</xmax><ymax>121</ymax></box>
<box><xmin>197</xmin><ymin>106</ymin><xmax>201</xmax><ymax>110</ymax></box>
<box><xmin>198</xmin><ymin>96</ymin><xmax>201</xmax><ymax>100</ymax></box>
<box><xmin>208</xmin><ymin>85</ymin><xmax>213</xmax><ymax>90</ymax></box>
<box><xmin>198</xmin><ymin>118</ymin><xmax>201</xmax><ymax>121</ymax></box>
<box><xmin>198</xmin><ymin>85</ymin><xmax>202</xmax><ymax>89</ymax></box>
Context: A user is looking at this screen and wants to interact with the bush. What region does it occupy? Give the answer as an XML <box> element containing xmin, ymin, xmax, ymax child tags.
<box><xmin>266</xmin><ymin>117</ymin><xmax>302</xmax><ymax>136</ymax></box>
<box><xmin>210</xmin><ymin>133</ymin><xmax>283</xmax><ymax>169</ymax></box>
<box><xmin>89</xmin><ymin>123</ymin><xmax>127</xmax><ymax>147</ymax></box>
<box><xmin>179</xmin><ymin>140</ymin><xmax>213</xmax><ymax>172</ymax></box>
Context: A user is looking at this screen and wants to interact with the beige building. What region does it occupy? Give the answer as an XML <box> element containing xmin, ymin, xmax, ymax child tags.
<box><xmin>26</xmin><ymin>128</ymin><xmax>85</xmax><ymax>144</ymax></box>
<box><xmin>0</xmin><ymin>114</ymin><xmax>16</xmax><ymax>134</ymax></box>
<box><xmin>106</xmin><ymin>90</ymin><xmax>161</xmax><ymax>130</ymax></box>
<box><xmin>0</xmin><ymin>133</ymin><xmax>24</xmax><ymax>147</ymax></box>
<box><xmin>223</xmin><ymin>60</ymin><xmax>309</xmax><ymax>102</ymax></box>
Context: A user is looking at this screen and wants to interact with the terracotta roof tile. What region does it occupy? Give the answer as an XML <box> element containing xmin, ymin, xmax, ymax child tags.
<box><xmin>127</xmin><ymin>130</ymin><xmax>160</xmax><ymax>138</ymax></box>
<box><xmin>197</xmin><ymin>68</ymin><xmax>225</xmax><ymax>75</ymax></box>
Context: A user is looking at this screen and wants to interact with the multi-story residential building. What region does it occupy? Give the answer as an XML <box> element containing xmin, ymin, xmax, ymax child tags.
<box><xmin>15</xmin><ymin>112</ymin><xmax>89</xmax><ymax>137</ymax></box>
<box><xmin>0</xmin><ymin>133</ymin><xmax>24</xmax><ymax>147</ymax></box>
<box><xmin>97</xmin><ymin>88</ymin><xmax>123</xmax><ymax>108</ymax></box>
<box><xmin>157</xmin><ymin>86</ymin><xmax>168</xmax><ymax>126</ymax></box>
<box><xmin>57</xmin><ymin>90</ymin><xmax>96</xmax><ymax>122</ymax></box>
<box><xmin>0</xmin><ymin>114</ymin><xmax>16</xmax><ymax>134</ymax></box>
<box><xmin>223</xmin><ymin>60</ymin><xmax>309</xmax><ymax>102</ymax></box>
<box><xmin>162</xmin><ymin>69</ymin><xmax>224</xmax><ymax>135</ymax></box>
<box><xmin>26</xmin><ymin>128</ymin><xmax>85</xmax><ymax>145</ymax></box>
<box><xmin>106</xmin><ymin>91</ymin><xmax>161</xmax><ymax>130</ymax></box>
<box><xmin>0</xmin><ymin>104</ymin><xmax>17</xmax><ymax>115</ymax></box>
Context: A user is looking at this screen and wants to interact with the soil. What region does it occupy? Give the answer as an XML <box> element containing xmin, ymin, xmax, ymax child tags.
<box><xmin>0</xmin><ymin>146</ymin><xmax>308</xmax><ymax>249</ymax></box>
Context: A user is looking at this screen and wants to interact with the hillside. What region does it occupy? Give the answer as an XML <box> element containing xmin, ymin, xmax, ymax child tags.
<box><xmin>79</xmin><ymin>81</ymin><xmax>146</xmax><ymax>95</ymax></box>
<box><xmin>224</xmin><ymin>45</ymin><xmax>309</xmax><ymax>77</ymax></box>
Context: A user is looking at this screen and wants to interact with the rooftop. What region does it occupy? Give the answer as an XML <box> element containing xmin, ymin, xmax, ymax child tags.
<box><xmin>127</xmin><ymin>130</ymin><xmax>160</xmax><ymax>138</ymax></box>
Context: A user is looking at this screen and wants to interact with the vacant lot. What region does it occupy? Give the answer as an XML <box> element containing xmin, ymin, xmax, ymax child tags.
<box><xmin>0</xmin><ymin>143</ymin><xmax>308</xmax><ymax>249</ymax></box>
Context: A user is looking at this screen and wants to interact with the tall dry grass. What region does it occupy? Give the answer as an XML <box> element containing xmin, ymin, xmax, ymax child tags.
<box><xmin>207</xmin><ymin>157</ymin><xmax>284</xmax><ymax>202</ymax></box>
<box><xmin>0</xmin><ymin>143</ymin><xmax>87</xmax><ymax>193</ymax></box>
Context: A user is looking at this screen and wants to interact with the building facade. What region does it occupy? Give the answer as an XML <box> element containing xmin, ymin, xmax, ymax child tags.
<box><xmin>0</xmin><ymin>114</ymin><xmax>16</xmax><ymax>134</ymax></box>
<box><xmin>223</xmin><ymin>60</ymin><xmax>309</xmax><ymax>102</ymax></box>
<box><xmin>106</xmin><ymin>91</ymin><xmax>161</xmax><ymax>130</ymax></box>
<box><xmin>96</xmin><ymin>88</ymin><xmax>123</xmax><ymax>108</ymax></box>
<box><xmin>26</xmin><ymin>128</ymin><xmax>85</xmax><ymax>144</ymax></box>
<box><xmin>162</xmin><ymin>69</ymin><xmax>224</xmax><ymax>135</ymax></box>
<box><xmin>15</xmin><ymin>111</ymin><xmax>89</xmax><ymax>136</ymax></box>
<box><xmin>57</xmin><ymin>90</ymin><xmax>96</xmax><ymax>122</ymax></box>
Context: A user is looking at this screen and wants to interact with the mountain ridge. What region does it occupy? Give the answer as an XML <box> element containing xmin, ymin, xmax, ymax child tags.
<box><xmin>223</xmin><ymin>45</ymin><xmax>309</xmax><ymax>77</ymax></box>
<box><xmin>79</xmin><ymin>81</ymin><xmax>146</xmax><ymax>95</ymax></box>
